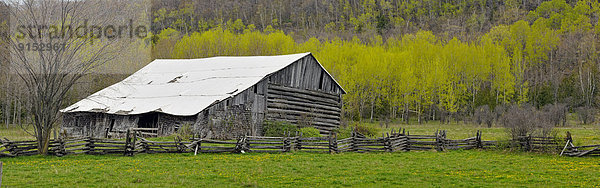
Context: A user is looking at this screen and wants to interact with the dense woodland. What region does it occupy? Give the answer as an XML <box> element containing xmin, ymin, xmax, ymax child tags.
<box><xmin>1</xmin><ymin>0</ymin><xmax>599</xmax><ymax>127</ymax></box>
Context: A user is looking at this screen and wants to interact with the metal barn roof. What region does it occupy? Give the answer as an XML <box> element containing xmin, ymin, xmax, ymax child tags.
<box><xmin>61</xmin><ymin>52</ymin><xmax>338</xmax><ymax>116</ymax></box>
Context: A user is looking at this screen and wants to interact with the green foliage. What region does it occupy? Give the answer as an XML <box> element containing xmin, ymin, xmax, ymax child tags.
<box><xmin>299</xmin><ymin>127</ymin><xmax>321</xmax><ymax>138</ymax></box>
<box><xmin>263</xmin><ymin>121</ymin><xmax>297</xmax><ymax>137</ymax></box>
<box><xmin>335</xmin><ymin>127</ymin><xmax>353</xmax><ymax>139</ymax></box>
<box><xmin>148</xmin><ymin>0</ymin><xmax>600</xmax><ymax>121</ymax></box>
<box><xmin>165</xmin><ymin>25</ymin><xmax>521</xmax><ymax>122</ymax></box>
<box><xmin>353</xmin><ymin>123</ymin><xmax>380</xmax><ymax>137</ymax></box>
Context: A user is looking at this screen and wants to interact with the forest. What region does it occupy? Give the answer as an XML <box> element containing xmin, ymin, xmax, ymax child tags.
<box><xmin>0</xmin><ymin>0</ymin><xmax>599</xmax><ymax>126</ymax></box>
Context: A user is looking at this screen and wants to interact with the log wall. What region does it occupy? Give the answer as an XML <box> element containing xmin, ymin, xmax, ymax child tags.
<box><xmin>264</xmin><ymin>54</ymin><xmax>344</xmax><ymax>134</ymax></box>
<box><xmin>265</xmin><ymin>83</ymin><xmax>342</xmax><ymax>134</ymax></box>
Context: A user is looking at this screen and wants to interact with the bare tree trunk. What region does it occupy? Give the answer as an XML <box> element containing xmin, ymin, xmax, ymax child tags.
<box><xmin>3</xmin><ymin>0</ymin><xmax>121</xmax><ymax>154</ymax></box>
<box><xmin>12</xmin><ymin>97</ymin><xmax>16</xmax><ymax>126</ymax></box>
<box><xmin>370</xmin><ymin>97</ymin><xmax>374</xmax><ymax>122</ymax></box>
<box><xmin>403</xmin><ymin>102</ymin><xmax>409</xmax><ymax>124</ymax></box>
<box><xmin>17</xmin><ymin>100</ymin><xmax>21</xmax><ymax>127</ymax></box>
<box><xmin>4</xmin><ymin>74</ymin><xmax>10</xmax><ymax>128</ymax></box>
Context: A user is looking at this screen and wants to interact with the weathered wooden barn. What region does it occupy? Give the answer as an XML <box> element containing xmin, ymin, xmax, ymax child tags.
<box><xmin>60</xmin><ymin>53</ymin><xmax>345</xmax><ymax>139</ymax></box>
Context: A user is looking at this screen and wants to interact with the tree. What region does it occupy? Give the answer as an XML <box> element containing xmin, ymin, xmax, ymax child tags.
<box><xmin>1</xmin><ymin>0</ymin><xmax>125</xmax><ymax>154</ymax></box>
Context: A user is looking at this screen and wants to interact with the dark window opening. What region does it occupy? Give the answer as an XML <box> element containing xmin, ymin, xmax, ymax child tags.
<box><xmin>318</xmin><ymin>71</ymin><xmax>325</xmax><ymax>90</ymax></box>
<box><xmin>253</xmin><ymin>85</ymin><xmax>258</xmax><ymax>94</ymax></box>
<box><xmin>109</xmin><ymin>119</ymin><xmax>116</xmax><ymax>132</ymax></box>
<box><xmin>138</xmin><ymin>113</ymin><xmax>158</xmax><ymax>128</ymax></box>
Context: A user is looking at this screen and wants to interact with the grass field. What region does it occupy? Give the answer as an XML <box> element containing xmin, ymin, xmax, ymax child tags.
<box><xmin>1</xmin><ymin>151</ymin><xmax>599</xmax><ymax>187</ymax></box>
<box><xmin>1</xmin><ymin>120</ymin><xmax>599</xmax><ymax>187</ymax></box>
<box><xmin>0</xmin><ymin>125</ymin><xmax>35</xmax><ymax>141</ymax></box>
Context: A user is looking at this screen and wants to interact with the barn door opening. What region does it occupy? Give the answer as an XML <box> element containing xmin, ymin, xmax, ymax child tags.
<box><xmin>138</xmin><ymin>113</ymin><xmax>158</xmax><ymax>128</ymax></box>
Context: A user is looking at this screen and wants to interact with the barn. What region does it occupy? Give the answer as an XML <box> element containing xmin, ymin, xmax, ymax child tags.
<box><xmin>60</xmin><ymin>53</ymin><xmax>345</xmax><ymax>139</ymax></box>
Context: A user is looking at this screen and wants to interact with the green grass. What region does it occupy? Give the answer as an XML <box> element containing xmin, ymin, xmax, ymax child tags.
<box><xmin>356</xmin><ymin>121</ymin><xmax>600</xmax><ymax>146</ymax></box>
<box><xmin>0</xmin><ymin>125</ymin><xmax>35</xmax><ymax>141</ymax></box>
<box><xmin>1</xmin><ymin>151</ymin><xmax>599</xmax><ymax>187</ymax></box>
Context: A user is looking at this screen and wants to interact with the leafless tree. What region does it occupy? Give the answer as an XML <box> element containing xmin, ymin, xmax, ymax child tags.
<box><xmin>500</xmin><ymin>104</ymin><xmax>554</xmax><ymax>140</ymax></box>
<box><xmin>0</xmin><ymin>0</ymin><xmax>131</xmax><ymax>154</ymax></box>
<box><xmin>542</xmin><ymin>103</ymin><xmax>567</xmax><ymax>127</ymax></box>
<box><xmin>576</xmin><ymin>107</ymin><xmax>596</xmax><ymax>125</ymax></box>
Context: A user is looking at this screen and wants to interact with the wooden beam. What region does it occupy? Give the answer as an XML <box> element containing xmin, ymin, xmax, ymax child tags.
<box><xmin>267</xmin><ymin>108</ymin><xmax>340</xmax><ymax>121</ymax></box>
<box><xmin>267</xmin><ymin>98</ymin><xmax>341</xmax><ymax>112</ymax></box>
<box><xmin>267</xmin><ymin>90</ymin><xmax>340</xmax><ymax>106</ymax></box>
<box><xmin>267</xmin><ymin>102</ymin><xmax>340</xmax><ymax>116</ymax></box>
<box><xmin>268</xmin><ymin>84</ymin><xmax>340</xmax><ymax>100</ymax></box>
<box><xmin>265</xmin><ymin>114</ymin><xmax>340</xmax><ymax>126</ymax></box>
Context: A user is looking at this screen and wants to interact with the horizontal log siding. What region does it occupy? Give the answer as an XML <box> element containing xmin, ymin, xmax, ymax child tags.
<box><xmin>266</xmin><ymin>84</ymin><xmax>341</xmax><ymax>134</ymax></box>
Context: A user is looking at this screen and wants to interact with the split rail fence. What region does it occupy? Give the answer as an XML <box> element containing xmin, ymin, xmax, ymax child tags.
<box><xmin>0</xmin><ymin>128</ymin><xmax>596</xmax><ymax>157</ymax></box>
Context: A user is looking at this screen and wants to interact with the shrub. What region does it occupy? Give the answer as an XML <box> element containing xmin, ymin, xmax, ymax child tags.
<box><xmin>299</xmin><ymin>127</ymin><xmax>321</xmax><ymax>137</ymax></box>
<box><xmin>499</xmin><ymin>104</ymin><xmax>554</xmax><ymax>140</ymax></box>
<box><xmin>474</xmin><ymin>105</ymin><xmax>494</xmax><ymax>127</ymax></box>
<box><xmin>542</xmin><ymin>103</ymin><xmax>567</xmax><ymax>126</ymax></box>
<box><xmin>335</xmin><ymin>127</ymin><xmax>353</xmax><ymax>139</ymax></box>
<box><xmin>263</xmin><ymin>120</ymin><xmax>297</xmax><ymax>137</ymax></box>
<box><xmin>576</xmin><ymin>107</ymin><xmax>596</xmax><ymax>125</ymax></box>
<box><xmin>353</xmin><ymin>123</ymin><xmax>380</xmax><ymax>137</ymax></box>
<box><xmin>494</xmin><ymin>104</ymin><xmax>507</xmax><ymax>122</ymax></box>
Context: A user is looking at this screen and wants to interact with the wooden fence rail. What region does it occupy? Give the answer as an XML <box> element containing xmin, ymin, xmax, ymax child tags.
<box><xmin>0</xmin><ymin>129</ymin><xmax>594</xmax><ymax>157</ymax></box>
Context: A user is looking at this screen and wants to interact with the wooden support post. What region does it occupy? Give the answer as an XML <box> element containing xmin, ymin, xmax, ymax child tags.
<box><xmin>566</xmin><ymin>131</ymin><xmax>573</xmax><ymax>146</ymax></box>
<box><xmin>132</xmin><ymin>130</ymin><xmax>137</xmax><ymax>154</ymax></box>
<box><xmin>333</xmin><ymin>133</ymin><xmax>338</xmax><ymax>153</ymax></box>
<box><xmin>297</xmin><ymin>134</ymin><xmax>302</xmax><ymax>151</ymax></box>
<box><xmin>283</xmin><ymin>137</ymin><xmax>289</xmax><ymax>152</ymax></box>
<box><xmin>476</xmin><ymin>130</ymin><xmax>482</xmax><ymax>149</ymax></box>
<box><xmin>88</xmin><ymin>137</ymin><xmax>94</xmax><ymax>154</ymax></box>
<box><xmin>328</xmin><ymin>133</ymin><xmax>333</xmax><ymax>153</ymax></box>
<box><xmin>125</xmin><ymin>129</ymin><xmax>131</xmax><ymax>156</ymax></box>
<box><xmin>385</xmin><ymin>134</ymin><xmax>391</xmax><ymax>152</ymax></box>
<box><xmin>350</xmin><ymin>132</ymin><xmax>356</xmax><ymax>152</ymax></box>
<box><xmin>435</xmin><ymin>130</ymin><xmax>443</xmax><ymax>152</ymax></box>
<box><xmin>175</xmin><ymin>136</ymin><xmax>181</xmax><ymax>153</ymax></box>
<box><xmin>198</xmin><ymin>139</ymin><xmax>202</xmax><ymax>153</ymax></box>
<box><xmin>560</xmin><ymin>139</ymin><xmax>571</xmax><ymax>156</ymax></box>
<box><xmin>527</xmin><ymin>135</ymin><xmax>532</xmax><ymax>152</ymax></box>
